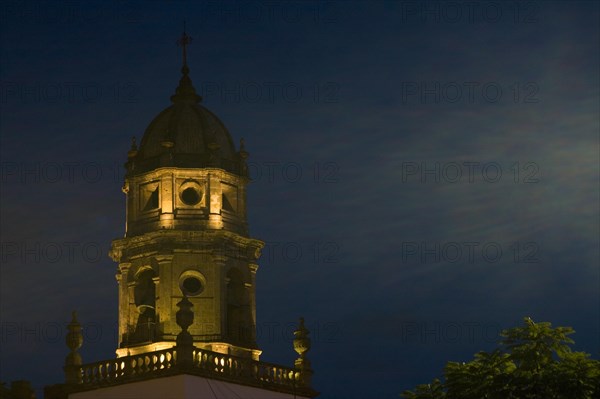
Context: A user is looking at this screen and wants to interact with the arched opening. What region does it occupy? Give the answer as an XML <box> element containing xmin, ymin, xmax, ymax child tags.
<box><xmin>131</xmin><ymin>268</ymin><xmax>157</xmax><ymax>343</ymax></box>
<box><xmin>226</xmin><ymin>268</ymin><xmax>253</xmax><ymax>345</ymax></box>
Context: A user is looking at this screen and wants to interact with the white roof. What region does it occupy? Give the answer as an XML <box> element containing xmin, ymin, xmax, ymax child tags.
<box><xmin>69</xmin><ymin>374</ymin><xmax>312</xmax><ymax>399</ymax></box>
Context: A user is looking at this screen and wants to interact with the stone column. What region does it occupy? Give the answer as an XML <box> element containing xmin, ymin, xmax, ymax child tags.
<box><xmin>159</xmin><ymin>172</ymin><xmax>175</xmax><ymax>229</ymax></box>
<box><xmin>208</xmin><ymin>173</ymin><xmax>223</xmax><ymax>229</ymax></box>
<box><xmin>248</xmin><ymin>263</ymin><xmax>259</xmax><ymax>343</ymax></box>
<box><xmin>116</xmin><ymin>262</ymin><xmax>131</xmax><ymax>347</ymax></box>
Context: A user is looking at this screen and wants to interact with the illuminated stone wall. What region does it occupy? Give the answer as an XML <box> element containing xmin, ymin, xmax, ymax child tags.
<box><xmin>110</xmin><ymin>166</ymin><xmax>263</xmax><ymax>360</ymax></box>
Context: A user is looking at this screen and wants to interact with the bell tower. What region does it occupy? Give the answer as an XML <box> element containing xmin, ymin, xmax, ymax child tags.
<box><xmin>109</xmin><ymin>29</ymin><xmax>264</xmax><ymax>360</ymax></box>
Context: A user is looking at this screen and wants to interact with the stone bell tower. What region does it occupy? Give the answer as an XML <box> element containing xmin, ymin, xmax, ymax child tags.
<box><xmin>109</xmin><ymin>29</ymin><xmax>264</xmax><ymax>360</ymax></box>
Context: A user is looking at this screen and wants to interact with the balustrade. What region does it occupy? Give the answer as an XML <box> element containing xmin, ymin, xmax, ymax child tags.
<box><xmin>75</xmin><ymin>346</ymin><xmax>305</xmax><ymax>391</ymax></box>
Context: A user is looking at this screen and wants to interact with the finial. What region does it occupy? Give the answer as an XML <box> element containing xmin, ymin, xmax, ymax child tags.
<box><xmin>128</xmin><ymin>136</ymin><xmax>138</xmax><ymax>158</ymax></box>
<box><xmin>176</xmin><ymin>294</ymin><xmax>195</xmax><ymax>366</ymax></box>
<box><xmin>177</xmin><ymin>21</ymin><xmax>192</xmax><ymax>70</ymax></box>
<box><xmin>65</xmin><ymin>311</ymin><xmax>83</xmax><ymax>384</ymax></box>
<box><xmin>293</xmin><ymin>317</ymin><xmax>310</xmax><ymax>357</ymax></box>
<box><xmin>176</xmin><ymin>294</ymin><xmax>194</xmax><ymax>334</ymax></box>
<box><xmin>293</xmin><ymin>317</ymin><xmax>313</xmax><ymax>386</ymax></box>
<box><xmin>239</xmin><ymin>138</ymin><xmax>249</xmax><ymax>159</ymax></box>
<box><xmin>171</xmin><ymin>24</ymin><xmax>202</xmax><ymax>104</ymax></box>
<box><xmin>66</xmin><ymin>311</ymin><xmax>83</xmax><ymax>353</ymax></box>
<box><xmin>238</xmin><ymin>138</ymin><xmax>249</xmax><ymax>177</ymax></box>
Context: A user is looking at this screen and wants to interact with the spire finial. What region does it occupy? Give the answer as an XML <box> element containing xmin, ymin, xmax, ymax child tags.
<box><xmin>177</xmin><ymin>20</ymin><xmax>192</xmax><ymax>69</ymax></box>
<box><xmin>128</xmin><ymin>136</ymin><xmax>138</xmax><ymax>159</ymax></box>
<box><xmin>293</xmin><ymin>316</ymin><xmax>313</xmax><ymax>386</ymax></box>
<box><xmin>239</xmin><ymin>137</ymin><xmax>249</xmax><ymax>160</ymax></box>
<box><xmin>171</xmin><ymin>24</ymin><xmax>201</xmax><ymax>104</ymax></box>
<box><xmin>65</xmin><ymin>311</ymin><xmax>83</xmax><ymax>384</ymax></box>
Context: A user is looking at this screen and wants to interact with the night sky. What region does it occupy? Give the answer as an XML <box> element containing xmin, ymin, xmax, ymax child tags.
<box><xmin>1</xmin><ymin>1</ymin><xmax>599</xmax><ymax>398</ymax></box>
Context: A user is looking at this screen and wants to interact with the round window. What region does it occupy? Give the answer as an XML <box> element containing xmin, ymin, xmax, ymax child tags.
<box><xmin>179</xmin><ymin>270</ymin><xmax>206</xmax><ymax>297</ymax></box>
<box><xmin>181</xmin><ymin>187</ymin><xmax>201</xmax><ymax>206</ymax></box>
<box><xmin>182</xmin><ymin>277</ymin><xmax>203</xmax><ymax>295</ymax></box>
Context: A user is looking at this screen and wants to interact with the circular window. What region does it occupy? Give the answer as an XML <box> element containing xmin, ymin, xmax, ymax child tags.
<box><xmin>182</xmin><ymin>277</ymin><xmax>203</xmax><ymax>295</ymax></box>
<box><xmin>181</xmin><ymin>187</ymin><xmax>201</xmax><ymax>206</ymax></box>
<box><xmin>179</xmin><ymin>271</ymin><xmax>206</xmax><ymax>297</ymax></box>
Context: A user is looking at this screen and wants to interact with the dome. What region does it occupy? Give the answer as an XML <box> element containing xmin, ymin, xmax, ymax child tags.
<box><xmin>127</xmin><ymin>64</ymin><xmax>248</xmax><ymax>177</ymax></box>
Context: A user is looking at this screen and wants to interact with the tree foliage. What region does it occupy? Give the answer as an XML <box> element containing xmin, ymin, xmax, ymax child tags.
<box><xmin>401</xmin><ymin>317</ymin><xmax>600</xmax><ymax>399</ymax></box>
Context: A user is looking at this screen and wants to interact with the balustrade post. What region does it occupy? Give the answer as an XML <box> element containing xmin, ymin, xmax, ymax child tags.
<box><xmin>176</xmin><ymin>294</ymin><xmax>195</xmax><ymax>367</ymax></box>
<box><xmin>64</xmin><ymin>311</ymin><xmax>83</xmax><ymax>385</ymax></box>
<box><xmin>293</xmin><ymin>317</ymin><xmax>313</xmax><ymax>387</ymax></box>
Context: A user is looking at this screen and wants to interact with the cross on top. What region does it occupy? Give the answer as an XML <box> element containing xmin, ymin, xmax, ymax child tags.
<box><xmin>177</xmin><ymin>21</ymin><xmax>192</xmax><ymax>66</ymax></box>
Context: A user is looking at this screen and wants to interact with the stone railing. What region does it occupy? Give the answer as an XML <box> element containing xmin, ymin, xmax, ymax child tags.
<box><xmin>79</xmin><ymin>347</ymin><xmax>176</xmax><ymax>385</ymax></box>
<box><xmin>73</xmin><ymin>345</ymin><xmax>313</xmax><ymax>396</ymax></box>
<box><xmin>53</xmin><ymin>310</ymin><xmax>315</xmax><ymax>398</ymax></box>
<box><xmin>191</xmin><ymin>348</ymin><xmax>300</xmax><ymax>388</ymax></box>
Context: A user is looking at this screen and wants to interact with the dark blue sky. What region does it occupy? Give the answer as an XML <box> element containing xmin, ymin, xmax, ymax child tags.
<box><xmin>1</xmin><ymin>1</ymin><xmax>599</xmax><ymax>398</ymax></box>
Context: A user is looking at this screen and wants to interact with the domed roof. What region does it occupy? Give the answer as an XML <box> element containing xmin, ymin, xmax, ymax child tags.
<box><xmin>127</xmin><ymin>64</ymin><xmax>248</xmax><ymax>177</ymax></box>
